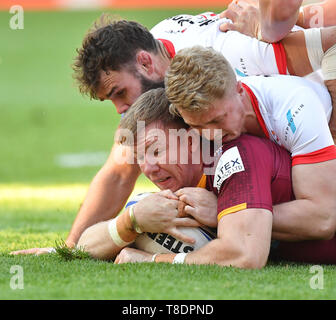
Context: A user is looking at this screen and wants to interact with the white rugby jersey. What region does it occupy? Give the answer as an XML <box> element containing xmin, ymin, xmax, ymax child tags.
<box><xmin>150</xmin><ymin>12</ymin><xmax>288</xmax><ymax>77</ymax></box>
<box><xmin>241</xmin><ymin>75</ymin><xmax>333</xmax><ymax>159</ymax></box>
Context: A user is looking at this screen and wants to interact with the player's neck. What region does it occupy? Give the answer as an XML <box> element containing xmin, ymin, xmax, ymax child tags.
<box><xmin>242</xmin><ymin>92</ymin><xmax>267</xmax><ymax>138</ymax></box>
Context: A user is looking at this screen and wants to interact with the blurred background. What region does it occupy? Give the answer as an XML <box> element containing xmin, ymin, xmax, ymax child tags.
<box><xmin>0</xmin><ymin>0</ymin><xmax>230</xmax><ymax>188</ymax></box>
<box><xmin>0</xmin><ymin>0</ymin><xmax>319</xmax><ymax>186</ymax></box>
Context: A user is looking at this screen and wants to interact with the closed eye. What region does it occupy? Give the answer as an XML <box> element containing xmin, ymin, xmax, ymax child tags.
<box><xmin>116</xmin><ymin>89</ymin><xmax>125</xmax><ymax>97</ymax></box>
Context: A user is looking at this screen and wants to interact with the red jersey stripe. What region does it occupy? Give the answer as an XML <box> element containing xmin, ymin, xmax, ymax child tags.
<box><xmin>272</xmin><ymin>42</ymin><xmax>288</xmax><ymax>75</ymax></box>
<box><xmin>157</xmin><ymin>38</ymin><xmax>176</xmax><ymax>58</ymax></box>
<box><xmin>292</xmin><ymin>145</ymin><xmax>336</xmax><ymax>166</ymax></box>
<box><xmin>242</xmin><ymin>83</ymin><xmax>270</xmax><ymax>139</ymax></box>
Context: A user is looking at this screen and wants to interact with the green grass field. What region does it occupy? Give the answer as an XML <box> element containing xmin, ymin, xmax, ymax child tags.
<box><xmin>0</xmin><ymin>9</ymin><xmax>336</xmax><ymax>300</ymax></box>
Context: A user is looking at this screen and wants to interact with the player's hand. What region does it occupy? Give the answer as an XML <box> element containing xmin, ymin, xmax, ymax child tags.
<box><xmin>10</xmin><ymin>247</ymin><xmax>56</xmax><ymax>256</ymax></box>
<box><xmin>175</xmin><ymin>188</ymin><xmax>218</xmax><ymax>228</ymax></box>
<box><xmin>134</xmin><ymin>190</ymin><xmax>200</xmax><ymax>243</ymax></box>
<box><xmin>219</xmin><ymin>0</ymin><xmax>261</xmax><ymax>40</ymax></box>
<box><xmin>114</xmin><ymin>247</ymin><xmax>152</xmax><ymax>264</ymax></box>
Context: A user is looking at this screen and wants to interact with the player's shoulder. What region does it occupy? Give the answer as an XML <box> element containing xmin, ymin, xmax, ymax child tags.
<box><xmin>241</xmin><ymin>74</ymin><xmax>324</xmax><ymax>90</ymax></box>
<box><xmin>214</xmin><ymin>134</ymin><xmax>276</xmax><ymax>166</ymax></box>
<box><xmin>220</xmin><ymin>134</ymin><xmax>268</xmax><ymax>153</ymax></box>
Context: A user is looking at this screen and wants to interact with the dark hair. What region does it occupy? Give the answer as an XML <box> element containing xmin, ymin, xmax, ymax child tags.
<box><xmin>72</xmin><ymin>14</ymin><xmax>159</xmax><ymax>99</ymax></box>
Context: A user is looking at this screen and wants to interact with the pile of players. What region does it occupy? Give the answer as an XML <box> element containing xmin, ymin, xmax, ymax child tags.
<box><xmin>12</xmin><ymin>0</ymin><xmax>336</xmax><ymax>268</ymax></box>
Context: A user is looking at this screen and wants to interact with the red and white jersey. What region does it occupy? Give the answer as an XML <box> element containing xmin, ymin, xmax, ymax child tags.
<box><xmin>150</xmin><ymin>12</ymin><xmax>290</xmax><ymax>77</ymax></box>
<box><xmin>241</xmin><ymin>75</ymin><xmax>336</xmax><ymax>166</ymax></box>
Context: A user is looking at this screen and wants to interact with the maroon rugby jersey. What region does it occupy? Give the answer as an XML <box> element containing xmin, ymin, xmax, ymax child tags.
<box><xmin>205</xmin><ymin>134</ymin><xmax>294</xmax><ymax>219</ymax></box>
<box><xmin>203</xmin><ymin>134</ymin><xmax>336</xmax><ymax>264</ymax></box>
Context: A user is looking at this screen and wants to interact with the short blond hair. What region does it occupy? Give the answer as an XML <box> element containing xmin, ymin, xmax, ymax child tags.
<box><xmin>165</xmin><ymin>46</ymin><xmax>237</xmax><ymax>115</ymax></box>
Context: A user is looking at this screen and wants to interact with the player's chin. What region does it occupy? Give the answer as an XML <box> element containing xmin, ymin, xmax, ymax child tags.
<box><xmin>222</xmin><ymin>130</ymin><xmax>243</xmax><ymax>142</ymax></box>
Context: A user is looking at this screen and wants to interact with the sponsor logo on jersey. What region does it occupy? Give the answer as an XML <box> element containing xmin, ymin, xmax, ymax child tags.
<box><xmin>235</xmin><ymin>58</ymin><xmax>248</xmax><ymax>77</ymax></box>
<box><xmin>214</xmin><ymin>146</ymin><xmax>245</xmax><ymax>190</ymax></box>
<box><xmin>165</xmin><ymin>13</ymin><xmax>218</xmax><ymax>34</ymax></box>
<box><xmin>235</xmin><ymin>68</ymin><xmax>247</xmax><ymax>77</ymax></box>
<box><xmin>284</xmin><ymin>104</ymin><xmax>304</xmax><ymax>141</ymax></box>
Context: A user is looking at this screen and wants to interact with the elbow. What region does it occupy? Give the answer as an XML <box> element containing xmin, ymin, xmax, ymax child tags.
<box><xmin>215</xmin><ymin>249</ymin><xmax>268</xmax><ymax>269</ymax></box>
<box><xmin>77</xmin><ymin>229</ymin><xmax>95</xmax><ymax>257</ymax></box>
<box><xmin>77</xmin><ymin>225</ymin><xmax>111</xmax><ymax>260</ymax></box>
<box><xmin>271</xmin><ymin>0</ymin><xmax>302</xmax><ymax>22</ymax></box>
<box><xmin>314</xmin><ymin>221</ymin><xmax>335</xmax><ymax>240</ymax></box>
<box><xmin>239</xmin><ymin>254</ymin><xmax>267</xmax><ymax>269</ymax></box>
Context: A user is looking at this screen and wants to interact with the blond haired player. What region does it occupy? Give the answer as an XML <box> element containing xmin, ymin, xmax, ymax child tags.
<box><xmin>11</xmin><ymin>11</ymin><xmax>336</xmax><ymax>256</ymax></box>
<box><xmin>79</xmin><ymin>88</ymin><xmax>336</xmax><ymax>267</ymax></box>
<box><xmin>166</xmin><ymin>46</ymin><xmax>336</xmax><ymax>241</ymax></box>
<box><xmin>80</xmin><ymin>88</ymin><xmax>336</xmax><ymax>267</ymax></box>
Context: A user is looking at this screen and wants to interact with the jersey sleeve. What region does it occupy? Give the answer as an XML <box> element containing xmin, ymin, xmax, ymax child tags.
<box><xmin>208</xmin><ymin>137</ymin><xmax>274</xmax><ymax>221</ymax></box>
<box><xmin>281</xmin><ymin>86</ymin><xmax>335</xmax><ymax>161</ymax></box>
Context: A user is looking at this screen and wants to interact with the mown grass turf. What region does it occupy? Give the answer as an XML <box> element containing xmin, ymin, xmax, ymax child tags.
<box><xmin>1</xmin><ymin>252</ymin><xmax>336</xmax><ymax>299</ymax></box>
<box><xmin>1</xmin><ymin>9</ymin><xmax>336</xmax><ymax>300</ymax></box>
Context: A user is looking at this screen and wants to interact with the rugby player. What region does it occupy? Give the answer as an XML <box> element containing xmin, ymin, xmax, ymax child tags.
<box><xmin>69</xmin><ymin>13</ymin><xmax>336</xmax><ymax>247</ymax></box>
<box><xmin>220</xmin><ymin>1</ymin><xmax>336</xmax><ymax>132</ymax></box>
<box><xmin>76</xmin><ymin>88</ymin><xmax>216</xmax><ymax>260</ymax></box>
<box><xmin>111</xmin><ymin>88</ymin><xmax>335</xmax><ymax>266</ymax></box>
<box><xmin>11</xmin><ymin>11</ymin><xmax>336</xmax><ymax>255</ymax></box>
<box><xmin>165</xmin><ymin>46</ymin><xmax>336</xmax><ymax>242</ymax></box>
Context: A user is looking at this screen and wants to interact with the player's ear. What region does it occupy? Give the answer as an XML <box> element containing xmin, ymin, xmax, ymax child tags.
<box><xmin>236</xmin><ymin>80</ymin><xmax>244</xmax><ymax>95</ymax></box>
<box><xmin>136</xmin><ymin>50</ymin><xmax>154</xmax><ymax>76</ymax></box>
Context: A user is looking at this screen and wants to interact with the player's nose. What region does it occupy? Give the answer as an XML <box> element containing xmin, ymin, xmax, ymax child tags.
<box><xmin>142</xmin><ymin>160</ymin><xmax>160</xmax><ymax>177</ymax></box>
<box><xmin>114</xmin><ymin>101</ymin><xmax>130</xmax><ymax>114</ymax></box>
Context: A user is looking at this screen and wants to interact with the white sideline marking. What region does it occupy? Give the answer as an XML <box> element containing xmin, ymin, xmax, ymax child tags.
<box><xmin>55</xmin><ymin>152</ymin><xmax>109</xmax><ymax>168</ymax></box>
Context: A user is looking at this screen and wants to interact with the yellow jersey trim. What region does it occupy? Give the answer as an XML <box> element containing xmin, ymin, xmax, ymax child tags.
<box><xmin>217</xmin><ymin>203</ymin><xmax>247</xmax><ymax>221</ymax></box>
<box><xmin>196</xmin><ymin>174</ymin><xmax>207</xmax><ymax>189</ymax></box>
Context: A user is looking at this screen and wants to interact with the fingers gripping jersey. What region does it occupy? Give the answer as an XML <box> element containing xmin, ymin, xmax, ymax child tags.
<box><xmin>241</xmin><ymin>75</ymin><xmax>336</xmax><ymax>165</ymax></box>
<box><xmin>150</xmin><ymin>12</ymin><xmax>287</xmax><ymax>77</ymax></box>
<box><xmin>205</xmin><ymin>134</ymin><xmax>294</xmax><ymax>220</ymax></box>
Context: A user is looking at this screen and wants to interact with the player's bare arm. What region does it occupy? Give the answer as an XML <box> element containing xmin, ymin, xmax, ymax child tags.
<box><xmin>272</xmin><ymin>159</ymin><xmax>336</xmax><ymax>241</ymax></box>
<box><xmin>115</xmin><ymin>208</ymin><xmax>273</xmax><ymax>269</ymax></box>
<box><xmin>220</xmin><ymin>0</ymin><xmax>302</xmax><ymax>42</ymax></box>
<box><xmin>11</xmin><ymin>141</ymin><xmax>141</xmax><ymax>256</ymax></box>
<box><xmin>66</xmin><ymin>143</ymin><xmax>141</xmax><ymax>247</ymax></box>
<box><xmin>77</xmin><ymin>191</ymin><xmax>201</xmax><ymax>260</ymax></box>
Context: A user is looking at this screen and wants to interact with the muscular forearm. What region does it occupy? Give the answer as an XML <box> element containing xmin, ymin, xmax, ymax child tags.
<box><xmin>259</xmin><ymin>0</ymin><xmax>302</xmax><ymax>42</ymax></box>
<box><xmin>77</xmin><ymin>220</ymin><xmax>120</xmax><ymax>260</ymax></box>
<box><xmin>155</xmin><ymin>237</ymin><xmax>267</xmax><ymax>269</ymax></box>
<box><xmin>66</xmin><ymin>166</ymin><xmax>139</xmax><ymax>247</ymax></box>
<box><xmin>185</xmin><ymin>239</ymin><xmax>256</xmax><ymax>268</ymax></box>
<box><xmin>156</xmin><ymin>209</ymin><xmax>272</xmax><ymax>269</ymax></box>
<box><xmin>272</xmin><ymin>198</ymin><xmax>334</xmax><ymax>241</ymax></box>
<box><xmin>77</xmin><ymin>207</ymin><xmax>139</xmax><ymax>260</ymax></box>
